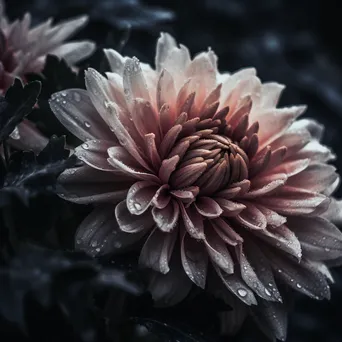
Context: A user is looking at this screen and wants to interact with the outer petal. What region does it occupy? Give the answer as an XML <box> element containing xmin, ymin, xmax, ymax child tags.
<box><xmin>75</xmin><ymin>205</ymin><xmax>146</xmax><ymax>257</ymax></box>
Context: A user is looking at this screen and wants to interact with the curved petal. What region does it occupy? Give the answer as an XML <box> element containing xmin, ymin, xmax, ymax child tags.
<box><xmin>152</xmin><ymin>200</ymin><xmax>180</xmax><ymax>232</ymax></box>
<box><xmin>139</xmin><ymin>227</ymin><xmax>177</xmax><ymax>274</ymax></box>
<box><xmin>115</xmin><ymin>200</ymin><xmax>155</xmax><ymax>233</ymax></box>
<box><xmin>126</xmin><ymin>181</ymin><xmax>159</xmax><ymax>215</ymax></box>
<box><xmin>74</xmin><ymin>140</ymin><xmax>116</xmax><ymax>171</ymax></box>
<box><xmin>195</xmin><ymin>197</ymin><xmax>223</xmax><ymax>218</ymax></box>
<box><xmin>235</xmin><ymin>203</ymin><xmax>267</xmax><ymax>230</ymax></box>
<box><xmin>49</xmin><ymin>89</ymin><xmax>114</xmax><ymax>142</ymax></box>
<box><xmin>181</xmin><ymin>231</ymin><xmax>208</xmax><ymax>288</ymax></box>
<box><xmin>179</xmin><ymin>202</ymin><xmax>205</xmax><ymax>240</ymax></box>
<box><xmin>75</xmin><ymin>205</ymin><xmax>145</xmax><ymax>257</ymax></box>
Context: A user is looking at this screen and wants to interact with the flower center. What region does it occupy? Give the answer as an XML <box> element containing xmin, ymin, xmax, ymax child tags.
<box><xmin>166</xmin><ymin>106</ymin><xmax>254</xmax><ymax>197</ymax></box>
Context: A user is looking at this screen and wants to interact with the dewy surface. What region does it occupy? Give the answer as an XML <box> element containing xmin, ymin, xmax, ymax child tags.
<box><xmin>49</xmin><ymin>32</ymin><xmax>342</xmax><ymax>341</ymax></box>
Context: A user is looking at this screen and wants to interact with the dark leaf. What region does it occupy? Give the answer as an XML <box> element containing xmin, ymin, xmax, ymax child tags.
<box><xmin>0</xmin><ymin>136</ymin><xmax>75</xmax><ymax>207</ymax></box>
<box><xmin>0</xmin><ymin>79</ymin><xmax>41</xmax><ymax>144</ymax></box>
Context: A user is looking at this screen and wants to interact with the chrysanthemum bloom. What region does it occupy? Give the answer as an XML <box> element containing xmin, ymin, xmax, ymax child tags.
<box><xmin>50</xmin><ymin>33</ymin><xmax>342</xmax><ymax>340</ymax></box>
<box><xmin>0</xmin><ymin>0</ymin><xmax>95</xmax><ymax>151</ymax></box>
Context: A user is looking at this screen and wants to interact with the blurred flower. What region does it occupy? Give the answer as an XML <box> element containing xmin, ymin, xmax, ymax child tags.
<box><xmin>0</xmin><ymin>0</ymin><xmax>95</xmax><ymax>151</ymax></box>
<box><xmin>50</xmin><ymin>33</ymin><xmax>342</xmax><ymax>340</ymax></box>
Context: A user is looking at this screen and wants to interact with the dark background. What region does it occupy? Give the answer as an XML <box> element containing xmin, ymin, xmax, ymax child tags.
<box><xmin>2</xmin><ymin>0</ymin><xmax>342</xmax><ymax>341</ymax></box>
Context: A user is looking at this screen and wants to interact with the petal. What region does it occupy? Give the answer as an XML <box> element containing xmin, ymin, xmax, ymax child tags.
<box><xmin>259</xmin><ymin>82</ymin><xmax>285</xmax><ymax>109</ymax></box>
<box><xmin>179</xmin><ymin>202</ymin><xmax>205</xmax><ymax>239</ymax></box>
<box><xmin>74</xmin><ymin>140</ymin><xmax>115</xmax><ymax>171</ymax></box>
<box><xmin>254</xmin><ymin>225</ymin><xmax>302</xmax><ymax>260</ymax></box>
<box><xmin>287</xmin><ymin>163</ymin><xmax>338</xmax><ymax>194</ymax></box>
<box><xmin>215</xmin><ymin>198</ymin><xmax>246</xmax><ymax>217</ymax></box>
<box><xmin>215</xmin><ymin>266</ymin><xmax>257</xmax><ymax>306</ymax></box>
<box><xmin>255</xmin><ymin>205</ymin><xmax>287</xmax><ymax>228</ymax></box>
<box><xmin>270</xmin><ymin>158</ymin><xmax>310</xmax><ymax>177</ymax></box>
<box><xmin>115</xmin><ymin>200</ymin><xmax>155</xmax><ymax>233</ymax></box>
<box><xmin>123</xmin><ymin>57</ymin><xmax>151</xmax><ymax>106</ymax></box>
<box><xmin>126</xmin><ymin>181</ymin><xmax>159</xmax><ymax>215</ymax></box>
<box><xmin>211</xmin><ymin>218</ymin><xmax>244</xmax><ymax>245</ymax></box>
<box><xmin>10</xmin><ymin>119</ymin><xmax>48</xmax><ymax>154</ymax></box>
<box><xmin>49</xmin><ymin>89</ymin><xmax>113</xmax><ymax>142</ymax></box>
<box><xmin>152</xmin><ymin>200</ymin><xmax>180</xmax><ymax>232</ymax></box>
<box><xmin>288</xmin><ymin>216</ymin><xmax>342</xmax><ymax>261</ymax></box>
<box><xmin>235</xmin><ymin>245</ymin><xmax>280</xmax><ymax>302</ymax></box>
<box><xmin>155</xmin><ymin>32</ymin><xmax>177</xmax><ymax>73</ymax></box>
<box><xmin>266</xmin><ymin>251</ymin><xmax>331</xmax><ymax>300</ymax></box>
<box><xmin>256</xmin><ymin>106</ymin><xmax>307</xmax><ymax>150</ymax></box>
<box><xmin>108</xmin><ymin>146</ymin><xmax>160</xmax><ymax>182</ymax></box>
<box><xmin>148</xmin><ymin>252</ymin><xmax>192</xmax><ymax>307</ymax></box>
<box><xmin>157</xmin><ymin>68</ymin><xmax>177</xmax><ymax>110</ymax></box>
<box><xmin>51</xmin><ymin>41</ymin><xmax>95</xmax><ymax>65</ymax></box>
<box><xmin>158</xmin><ymin>155</ymin><xmax>180</xmax><ymax>184</ymax></box>
<box><xmin>139</xmin><ymin>227</ymin><xmax>177</xmax><ymax>274</ymax></box>
<box><xmin>181</xmin><ymin>231</ymin><xmax>208</xmax><ymax>288</ymax></box>
<box><xmin>57</xmin><ymin>166</ymin><xmax>130</xmax><ymax>204</ymax></box>
<box><xmin>75</xmin><ymin>205</ymin><xmax>145</xmax><ymax>257</ymax></box>
<box><xmin>169</xmin><ymin>162</ymin><xmax>208</xmax><ymax>189</ymax></box>
<box><xmin>291</xmin><ymin>140</ymin><xmax>335</xmax><ymax>163</ymax></box>
<box><xmin>251</xmin><ymin>300</ymin><xmax>288</xmax><ymax>341</ymax></box>
<box><xmin>259</xmin><ymin>186</ymin><xmax>327</xmax><ymax>215</ymax></box>
<box><xmin>195</xmin><ymin>197</ymin><xmax>223</xmax><ymax>218</ymax></box>
<box><xmin>104</xmin><ymin>48</ymin><xmax>126</xmax><ymax>75</ymax></box>
<box><xmin>204</xmin><ymin>230</ymin><xmax>234</xmax><ymax>274</ymax></box>
<box><xmin>235</xmin><ymin>203</ymin><xmax>267</xmax><ymax>230</ymax></box>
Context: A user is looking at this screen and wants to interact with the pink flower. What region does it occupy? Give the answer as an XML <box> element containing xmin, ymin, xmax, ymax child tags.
<box><xmin>50</xmin><ymin>33</ymin><xmax>342</xmax><ymax>340</ymax></box>
<box><xmin>0</xmin><ymin>0</ymin><xmax>95</xmax><ymax>151</ymax></box>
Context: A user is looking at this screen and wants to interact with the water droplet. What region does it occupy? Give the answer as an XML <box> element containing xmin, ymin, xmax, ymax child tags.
<box><xmin>134</xmin><ymin>202</ymin><xmax>142</xmax><ymax>210</ymax></box>
<box><xmin>237</xmin><ymin>288</ymin><xmax>247</xmax><ymax>297</ymax></box>
<box><xmin>95</xmin><ymin>248</ymin><xmax>101</xmax><ymax>252</ymax></box>
<box><xmin>73</xmin><ymin>92</ymin><xmax>81</xmax><ymax>102</ymax></box>
<box><xmin>276</xmin><ymin>242</ymin><xmax>281</xmax><ymax>247</ymax></box>
<box><xmin>268</xmin><ymin>283</ymin><xmax>273</xmax><ymax>287</ymax></box>
<box><xmin>278</xmin><ymin>269</ymin><xmax>282</xmax><ymax>273</ymax></box>
<box><xmin>265</xmin><ymin>288</ymin><xmax>272</xmax><ymax>296</ymax></box>
<box><xmin>82</xmin><ymin>143</ymin><xmax>89</xmax><ymax>149</ymax></box>
<box><xmin>91</xmin><ymin>241</ymin><xmax>97</xmax><ymax>247</ymax></box>
<box><xmin>290</xmin><ymin>278</ymin><xmax>294</xmax><ymax>282</ymax></box>
<box><xmin>62</xmin><ymin>100</ymin><xmax>66</xmax><ymax>104</ymax></box>
<box><xmin>84</xmin><ymin>121</ymin><xmax>91</xmax><ymax>129</ymax></box>
<box><xmin>61</xmin><ymin>92</ymin><xmax>67</xmax><ymax>97</ymax></box>
<box><xmin>9</xmin><ymin>127</ymin><xmax>20</xmax><ymax>140</ymax></box>
<box><xmin>296</xmin><ymin>283</ymin><xmax>302</xmax><ymax>289</ymax></box>
<box><xmin>324</xmin><ymin>247</ymin><xmax>330</xmax><ymax>252</ymax></box>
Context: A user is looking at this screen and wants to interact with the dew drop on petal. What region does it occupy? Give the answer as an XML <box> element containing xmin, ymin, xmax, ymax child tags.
<box><xmin>324</xmin><ymin>247</ymin><xmax>330</xmax><ymax>252</ymax></box>
<box><xmin>296</xmin><ymin>283</ymin><xmax>302</xmax><ymax>289</ymax></box>
<box><xmin>134</xmin><ymin>202</ymin><xmax>142</xmax><ymax>210</ymax></box>
<box><xmin>91</xmin><ymin>241</ymin><xmax>97</xmax><ymax>247</ymax></box>
<box><xmin>73</xmin><ymin>92</ymin><xmax>81</xmax><ymax>102</ymax></box>
<box><xmin>265</xmin><ymin>288</ymin><xmax>272</xmax><ymax>296</ymax></box>
<box><xmin>62</xmin><ymin>100</ymin><xmax>66</xmax><ymax>104</ymax></box>
<box><xmin>95</xmin><ymin>248</ymin><xmax>101</xmax><ymax>252</ymax></box>
<box><xmin>82</xmin><ymin>143</ymin><xmax>89</xmax><ymax>149</ymax></box>
<box><xmin>84</xmin><ymin>121</ymin><xmax>91</xmax><ymax>129</ymax></box>
<box><xmin>237</xmin><ymin>288</ymin><xmax>248</xmax><ymax>297</ymax></box>
<box><xmin>61</xmin><ymin>92</ymin><xmax>67</xmax><ymax>97</ymax></box>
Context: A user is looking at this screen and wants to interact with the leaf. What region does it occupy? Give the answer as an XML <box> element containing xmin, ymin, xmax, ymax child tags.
<box><xmin>0</xmin><ymin>136</ymin><xmax>76</xmax><ymax>207</ymax></box>
<box><xmin>0</xmin><ymin>79</ymin><xmax>41</xmax><ymax>144</ymax></box>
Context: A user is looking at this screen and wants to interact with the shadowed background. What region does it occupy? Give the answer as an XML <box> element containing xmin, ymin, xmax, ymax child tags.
<box><xmin>2</xmin><ymin>0</ymin><xmax>342</xmax><ymax>341</ymax></box>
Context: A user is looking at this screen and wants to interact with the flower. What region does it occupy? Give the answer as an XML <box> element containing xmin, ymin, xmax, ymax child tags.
<box><xmin>49</xmin><ymin>33</ymin><xmax>342</xmax><ymax>340</ymax></box>
<box><xmin>0</xmin><ymin>0</ymin><xmax>95</xmax><ymax>151</ymax></box>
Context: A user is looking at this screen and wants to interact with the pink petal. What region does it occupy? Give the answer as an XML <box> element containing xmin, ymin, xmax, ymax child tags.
<box><xmin>157</xmin><ymin>69</ymin><xmax>177</xmax><ymax>110</ymax></box>
<box><xmin>255</xmin><ymin>204</ymin><xmax>287</xmax><ymax>228</ymax></box>
<box><xmin>195</xmin><ymin>197</ymin><xmax>223</xmax><ymax>218</ymax></box>
<box><xmin>259</xmin><ymin>82</ymin><xmax>285</xmax><ymax>108</ymax></box>
<box><xmin>126</xmin><ymin>181</ymin><xmax>159</xmax><ymax>215</ymax></box>
<box><xmin>158</xmin><ymin>155</ymin><xmax>180</xmax><ymax>184</ymax></box>
<box><xmin>151</xmin><ymin>184</ymin><xmax>171</xmax><ymax>209</ymax></box>
<box><xmin>287</xmin><ymin>163</ymin><xmax>338</xmax><ymax>194</ymax></box>
<box><xmin>159</xmin><ymin>124</ymin><xmax>183</xmax><ymax>159</ymax></box>
<box><xmin>236</xmin><ymin>203</ymin><xmax>267</xmax><ymax>230</ymax></box>
<box><xmin>155</xmin><ymin>32</ymin><xmax>177</xmax><ymax>72</ymax></box>
<box><xmin>104</xmin><ymin>48</ymin><xmax>126</xmax><ymax>74</ymax></box>
<box><xmin>152</xmin><ymin>200</ymin><xmax>180</xmax><ymax>232</ymax></box>
<box><xmin>181</xmin><ymin>231</ymin><xmax>208</xmax><ymax>288</ymax></box>
<box><xmin>215</xmin><ymin>198</ymin><xmax>246</xmax><ymax>217</ymax></box>
<box><xmin>255</xmin><ymin>106</ymin><xmax>307</xmax><ymax>150</ymax></box>
<box><xmin>115</xmin><ymin>200</ymin><xmax>155</xmax><ymax>233</ymax></box>
<box><xmin>269</xmin><ymin>158</ymin><xmax>310</xmax><ymax>177</ymax></box>
<box><xmin>259</xmin><ymin>186</ymin><xmax>327</xmax><ymax>215</ymax></box>
<box><xmin>169</xmin><ymin>162</ymin><xmax>208</xmax><ymax>189</ymax></box>
<box><xmin>139</xmin><ymin>227</ymin><xmax>177</xmax><ymax>274</ymax></box>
